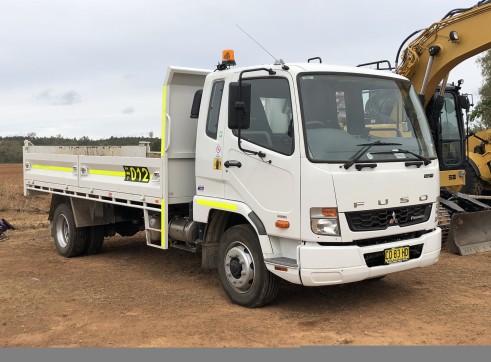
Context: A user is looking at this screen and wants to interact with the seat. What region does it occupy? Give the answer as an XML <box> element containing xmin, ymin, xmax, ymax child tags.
<box><xmin>301</xmin><ymin>81</ymin><xmax>340</xmax><ymax>130</ymax></box>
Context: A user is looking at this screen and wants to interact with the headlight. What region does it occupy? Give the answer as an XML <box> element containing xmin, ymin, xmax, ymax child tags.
<box><xmin>311</xmin><ymin>207</ymin><xmax>340</xmax><ymax>236</ymax></box>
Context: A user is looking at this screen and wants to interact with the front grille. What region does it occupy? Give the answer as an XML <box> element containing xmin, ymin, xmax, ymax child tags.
<box><xmin>364</xmin><ymin>244</ymin><xmax>424</xmax><ymax>267</ymax></box>
<box><xmin>354</xmin><ymin>230</ymin><xmax>432</xmax><ymax>247</ymax></box>
<box><xmin>346</xmin><ymin>204</ymin><xmax>432</xmax><ymax>232</ymax></box>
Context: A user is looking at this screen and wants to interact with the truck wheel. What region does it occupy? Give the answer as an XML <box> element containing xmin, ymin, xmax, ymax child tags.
<box><xmin>218</xmin><ymin>224</ymin><xmax>279</xmax><ymax>308</ymax></box>
<box><xmin>84</xmin><ymin>226</ymin><xmax>105</xmax><ymax>255</ymax></box>
<box><xmin>51</xmin><ymin>203</ymin><xmax>88</xmax><ymax>258</ymax></box>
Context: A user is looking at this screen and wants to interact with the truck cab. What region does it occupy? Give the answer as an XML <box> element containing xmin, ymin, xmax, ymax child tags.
<box><xmin>190</xmin><ymin>58</ymin><xmax>441</xmax><ymax>304</ymax></box>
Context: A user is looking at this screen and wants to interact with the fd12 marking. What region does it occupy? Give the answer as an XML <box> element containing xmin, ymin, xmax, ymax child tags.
<box><xmin>124</xmin><ymin>166</ymin><xmax>150</xmax><ymax>183</ymax></box>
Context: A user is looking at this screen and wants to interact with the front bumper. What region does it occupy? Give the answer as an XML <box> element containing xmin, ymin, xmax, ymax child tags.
<box><xmin>266</xmin><ymin>228</ymin><xmax>441</xmax><ymax>286</ymax></box>
<box><xmin>299</xmin><ymin>228</ymin><xmax>441</xmax><ymax>286</ymax></box>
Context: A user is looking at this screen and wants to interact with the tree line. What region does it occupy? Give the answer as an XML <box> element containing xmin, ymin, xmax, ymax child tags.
<box><xmin>0</xmin><ymin>136</ymin><xmax>161</xmax><ymax>163</ymax></box>
<box><xmin>470</xmin><ymin>50</ymin><xmax>491</xmax><ymax>130</ymax></box>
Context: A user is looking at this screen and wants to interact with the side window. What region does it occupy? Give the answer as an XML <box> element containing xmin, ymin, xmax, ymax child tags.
<box><xmin>206</xmin><ymin>81</ymin><xmax>224</xmax><ymax>139</ymax></box>
<box><xmin>441</xmin><ymin>96</ymin><xmax>459</xmax><ymax>139</ymax></box>
<box><xmin>239</xmin><ymin>78</ymin><xmax>294</xmax><ymax>155</ymax></box>
<box><xmin>440</xmin><ymin>94</ymin><xmax>462</xmax><ymax>167</ymax></box>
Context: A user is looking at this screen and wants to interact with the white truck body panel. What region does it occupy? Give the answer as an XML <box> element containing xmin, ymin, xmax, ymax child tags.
<box><xmin>24</xmin><ymin>67</ymin><xmax>210</xmax><ymax>249</ymax></box>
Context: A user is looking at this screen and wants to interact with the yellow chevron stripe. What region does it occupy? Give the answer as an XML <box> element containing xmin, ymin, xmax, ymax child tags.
<box><xmin>88</xmin><ymin>169</ymin><xmax>125</xmax><ymax>177</ymax></box>
<box><xmin>197</xmin><ymin>198</ymin><xmax>238</xmax><ymax>211</ymax></box>
<box><xmin>32</xmin><ymin>164</ymin><xmax>73</xmax><ymax>172</ymax></box>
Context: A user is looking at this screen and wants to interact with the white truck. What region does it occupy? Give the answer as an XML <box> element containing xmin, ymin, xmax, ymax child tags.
<box><xmin>23</xmin><ymin>51</ymin><xmax>442</xmax><ymax>307</ymax></box>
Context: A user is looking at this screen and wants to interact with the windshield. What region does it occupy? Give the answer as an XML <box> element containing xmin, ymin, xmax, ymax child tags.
<box><xmin>298</xmin><ymin>73</ymin><xmax>437</xmax><ymax>163</ymax></box>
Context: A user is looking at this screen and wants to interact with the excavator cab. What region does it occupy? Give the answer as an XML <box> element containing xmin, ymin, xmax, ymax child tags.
<box><xmin>430</xmin><ymin>84</ymin><xmax>491</xmax><ymax>255</ymax></box>
<box><xmin>426</xmin><ymin>85</ymin><xmax>467</xmax><ymax>190</ymax></box>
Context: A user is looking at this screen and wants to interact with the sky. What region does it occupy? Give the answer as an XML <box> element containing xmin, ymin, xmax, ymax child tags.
<box><xmin>0</xmin><ymin>0</ymin><xmax>486</xmax><ymax>139</ymax></box>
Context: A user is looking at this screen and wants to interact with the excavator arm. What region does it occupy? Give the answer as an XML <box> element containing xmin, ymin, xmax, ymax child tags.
<box><xmin>397</xmin><ymin>1</ymin><xmax>491</xmax><ymax>107</ymax></box>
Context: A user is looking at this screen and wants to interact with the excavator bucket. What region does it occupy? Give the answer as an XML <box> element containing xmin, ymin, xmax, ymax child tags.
<box><xmin>445</xmin><ymin>210</ymin><xmax>491</xmax><ymax>255</ymax></box>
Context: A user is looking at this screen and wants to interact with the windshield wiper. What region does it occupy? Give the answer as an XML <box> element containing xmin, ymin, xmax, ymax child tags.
<box><xmin>369</xmin><ymin>149</ymin><xmax>432</xmax><ymax>165</ymax></box>
<box><xmin>343</xmin><ymin>141</ymin><xmax>402</xmax><ymax>170</ymax></box>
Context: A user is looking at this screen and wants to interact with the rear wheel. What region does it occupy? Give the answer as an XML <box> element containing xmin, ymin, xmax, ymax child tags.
<box><xmin>51</xmin><ymin>203</ymin><xmax>88</xmax><ymax>258</ymax></box>
<box><xmin>218</xmin><ymin>225</ymin><xmax>279</xmax><ymax>308</ymax></box>
<box><xmin>84</xmin><ymin>226</ymin><xmax>105</xmax><ymax>255</ymax></box>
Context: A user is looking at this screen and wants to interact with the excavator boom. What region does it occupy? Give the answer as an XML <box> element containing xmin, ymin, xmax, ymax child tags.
<box><xmin>397</xmin><ymin>1</ymin><xmax>491</xmax><ymax>106</ymax></box>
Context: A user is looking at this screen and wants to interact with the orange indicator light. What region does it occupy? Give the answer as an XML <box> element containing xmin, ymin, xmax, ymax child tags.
<box><xmin>275</xmin><ymin>220</ymin><xmax>290</xmax><ymax>229</ymax></box>
<box><xmin>322</xmin><ymin>208</ymin><xmax>337</xmax><ymax>217</ymax></box>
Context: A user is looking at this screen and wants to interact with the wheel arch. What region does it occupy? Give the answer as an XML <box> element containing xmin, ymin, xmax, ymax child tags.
<box><xmin>466</xmin><ymin>156</ymin><xmax>481</xmax><ymax>178</ymax></box>
<box><xmin>198</xmin><ymin>202</ymin><xmax>271</xmax><ymax>269</ymax></box>
<box><xmin>48</xmin><ymin>194</ymin><xmax>71</xmax><ymax>221</ymax></box>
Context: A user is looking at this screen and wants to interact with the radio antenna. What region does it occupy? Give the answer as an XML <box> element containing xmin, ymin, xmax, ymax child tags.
<box><xmin>236</xmin><ymin>24</ymin><xmax>282</xmax><ymax>65</ymax></box>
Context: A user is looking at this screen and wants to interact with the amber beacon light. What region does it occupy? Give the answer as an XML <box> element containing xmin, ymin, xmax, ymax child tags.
<box><xmin>222</xmin><ymin>49</ymin><xmax>236</xmax><ymax>65</ymax></box>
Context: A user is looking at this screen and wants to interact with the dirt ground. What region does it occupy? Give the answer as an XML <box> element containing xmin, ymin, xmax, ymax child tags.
<box><xmin>1</xmin><ymin>163</ymin><xmax>490</xmax><ymax>347</ymax></box>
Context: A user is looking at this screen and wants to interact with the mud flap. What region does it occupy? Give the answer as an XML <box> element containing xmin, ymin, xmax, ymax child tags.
<box><xmin>446</xmin><ymin>211</ymin><xmax>491</xmax><ymax>255</ymax></box>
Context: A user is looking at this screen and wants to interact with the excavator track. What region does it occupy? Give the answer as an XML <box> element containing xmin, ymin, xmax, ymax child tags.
<box><xmin>438</xmin><ymin>206</ymin><xmax>451</xmax><ymax>245</ymax></box>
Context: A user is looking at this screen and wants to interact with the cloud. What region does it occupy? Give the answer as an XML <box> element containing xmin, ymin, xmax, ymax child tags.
<box><xmin>34</xmin><ymin>90</ymin><xmax>81</xmax><ymax>105</ymax></box>
<box><xmin>122</xmin><ymin>107</ymin><xmax>135</xmax><ymax>114</ymax></box>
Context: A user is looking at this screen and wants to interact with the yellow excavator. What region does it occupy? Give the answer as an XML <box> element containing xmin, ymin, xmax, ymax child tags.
<box><xmin>466</xmin><ymin>129</ymin><xmax>491</xmax><ymax>193</ymax></box>
<box><xmin>360</xmin><ymin>0</ymin><xmax>491</xmax><ymax>255</ymax></box>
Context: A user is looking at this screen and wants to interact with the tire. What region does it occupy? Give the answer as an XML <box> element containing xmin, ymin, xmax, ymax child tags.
<box><xmin>84</xmin><ymin>226</ymin><xmax>105</xmax><ymax>255</ymax></box>
<box><xmin>51</xmin><ymin>203</ymin><xmax>88</xmax><ymax>258</ymax></box>
<box><xmin>218</xmin><ymin>224</ymin><xmax>279</xmax><ymax>308</ymax></box>
<box><xmin>462</xmin><ymin>162</ymin><xmax>483</xmax><ymax>195</ymax></box>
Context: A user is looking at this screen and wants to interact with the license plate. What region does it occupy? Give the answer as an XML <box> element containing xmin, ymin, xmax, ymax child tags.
<box><xmin>384</xmin><ymin>246</ymin><xmax>410</xmax><ymax>264</ymax></box>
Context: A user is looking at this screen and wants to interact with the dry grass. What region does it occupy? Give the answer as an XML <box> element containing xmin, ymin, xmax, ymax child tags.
<box><xmin>0</xmin><ymin>180</ymin><xmax>24</xmax><ymax>212</ymax></box>
<box><xmin>0</xmin><ymin>165</ymin><xmax>50</xmax><ymax>230</ymax></box>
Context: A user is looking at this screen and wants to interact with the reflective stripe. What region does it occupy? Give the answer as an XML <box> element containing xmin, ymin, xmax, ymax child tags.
<box><xmin>32</xmin><ymin>164</ymin><xmax>72</xmax><ymax>172</ymax></box>
<box><xmin>161</xmin><ymin>198</ymin><xmax>166</xmax><ymax>248</ymax></box>
<box><xmin>88</xmin><ymin>169</ymin><xmax>125</xmax><ymax>177</ymax></box>
<box><xmin>161</xmin><ymin>85</ymin><xmax>167</xmax><ymax>156</ymax></box>
<box><xmin>197</xmin><ymin>198</ymin><xmax>238</xmax><ymax>211</ymax></box>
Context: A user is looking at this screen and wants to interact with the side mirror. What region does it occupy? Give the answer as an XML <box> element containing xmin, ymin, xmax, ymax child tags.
<box><xmin>228</xmin><ymin>82</ymin><xmax>251</xmax><ymax>129</ymax></box>
<box><xmin>190</xmin><ymin>89</ymin><xmax>203</xmax><ymax>119</ymax></box>
<box><xmin>457</xmin><ymin>95</ymin><xmax>471</xmax><ymax>112</ymax></box>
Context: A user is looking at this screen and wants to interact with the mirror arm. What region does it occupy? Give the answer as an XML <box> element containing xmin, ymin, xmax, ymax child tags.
<box><xmin>235</xmin><ymin>67</ymin><xmax>276</xmax><ymax>158</ymax></box>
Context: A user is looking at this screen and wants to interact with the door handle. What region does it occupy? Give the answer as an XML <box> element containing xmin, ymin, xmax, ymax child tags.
<box><xmin>224</xmin><ymin>160</ymin><xmax>242</xmax><ymax>168</ymax></box>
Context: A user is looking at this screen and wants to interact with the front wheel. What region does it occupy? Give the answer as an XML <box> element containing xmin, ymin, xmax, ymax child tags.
<box><xmin>218</xmin><ymin>224</ymin><xmax>279</xmax><ymax>308</ymax></box>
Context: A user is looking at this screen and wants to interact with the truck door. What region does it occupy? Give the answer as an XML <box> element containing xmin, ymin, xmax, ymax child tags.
<box><xmin>223</xmin><ymin>73</ymin><xmax>301</xmax><ymax>242</ymax></box>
